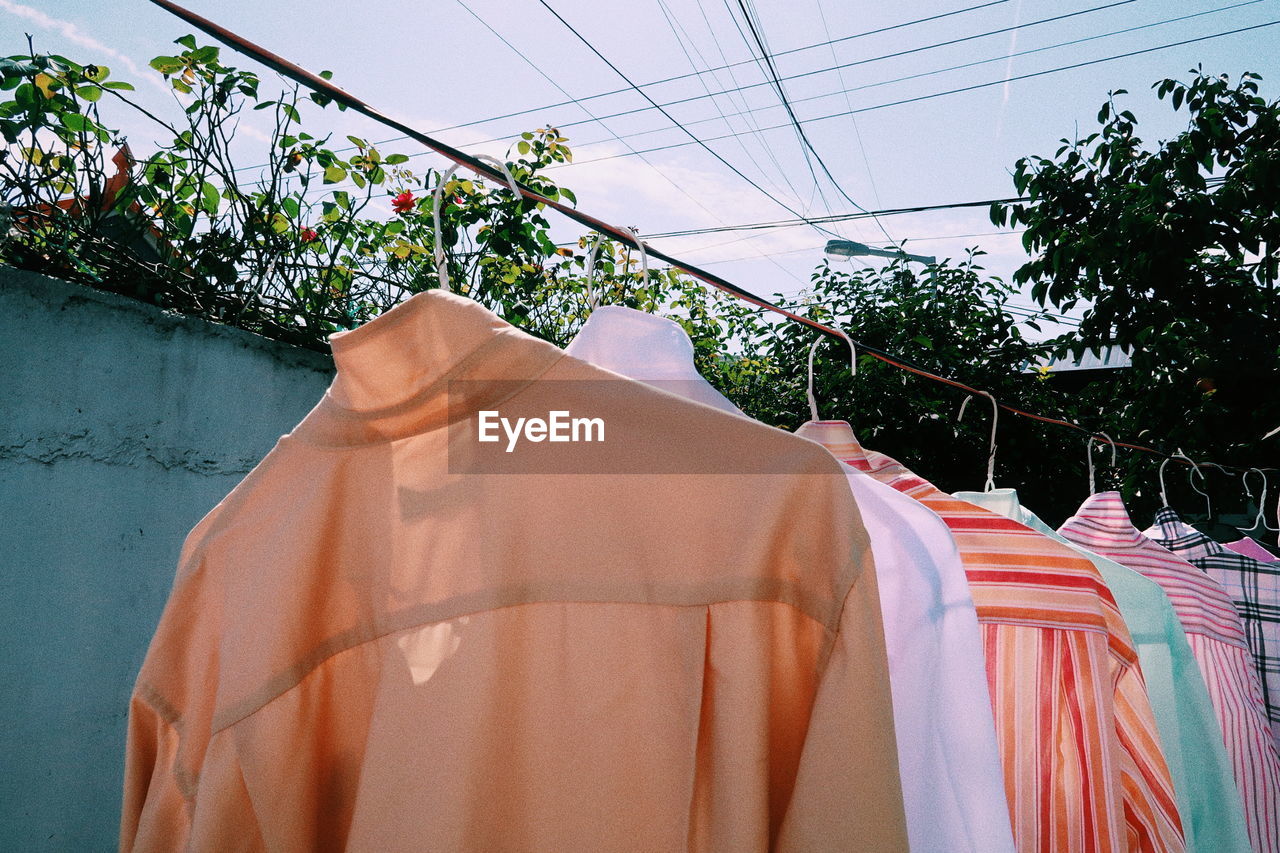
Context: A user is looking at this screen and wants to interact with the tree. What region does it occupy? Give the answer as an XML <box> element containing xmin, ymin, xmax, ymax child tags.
<box><xmin>994</xmin><ymin>69</ymin><xmax>1280</xmax><ymax>513</ymax></box>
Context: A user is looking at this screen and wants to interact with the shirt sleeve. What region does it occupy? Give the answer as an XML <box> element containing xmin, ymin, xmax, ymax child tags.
<box><xmin>775</xmin><ymin>545</ymin><xmax>910</xmax><ymax>852</ymax></box>
<box><xmin>120</xmin><ymin>691</ymin><xmax>191</xmax><ymax>852</ymax></box>
<box><xmin>119</xmin><ymin>537</ymin><xmax>224</xmax><ymax>852</ymax></box>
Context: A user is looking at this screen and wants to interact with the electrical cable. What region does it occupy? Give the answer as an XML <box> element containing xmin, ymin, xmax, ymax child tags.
<box><xmin>531</xmin><ymin>0</ymin><xmax>849</xmax><ymax>241</ymax></box>
<box><xmin>235</xmin><ymin>0</ymin><xmax>1138</xmax><ymax>178</ymax></box>
<box><xmin>453</xmin><ymin>0</ymin><xmax>805</xmax><ymax>285</ymax></box>
<box><xmin>540</xmin><ymin>0</ymin><xmax>1272</xmax><ymax>154</ymax></box>
<box><xmin>729</xmin><ymin>0</ymin><xmax>896</xmax><ymax>244</ymax></box>
<box><xmin>255</xmin><ymin>1</ymin><xmax>1268</xmax><ymax>198</ymax></box>
<box><xmin>229</xmin><ymin>0</ymin><xmax>1012</xmax><ymax>171</ymax></box>
<box><xmin>146</xmin><ymin>0</ymin><xmax>1276</xmax><ymax>474</ymax></box>
<box><xmin>556</xmin><ymin>8</ymin><xmax>1278</xmax><ymax>167</ymax></box>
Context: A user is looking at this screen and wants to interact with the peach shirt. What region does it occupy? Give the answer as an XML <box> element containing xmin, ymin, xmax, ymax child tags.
<box><xmin>121</xmin><ymin>291</ymin><xmax>908</xmax><ymax>852</ymax></box>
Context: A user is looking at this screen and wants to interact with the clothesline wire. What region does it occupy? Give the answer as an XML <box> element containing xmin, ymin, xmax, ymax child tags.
<box><xmin>145</xmin><ymin>0</ymin><xmax>1278</xmax><ymax>477</ymax></box>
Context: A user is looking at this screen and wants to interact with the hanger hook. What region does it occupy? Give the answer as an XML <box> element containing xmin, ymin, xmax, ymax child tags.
<box><xmin>1241</xmin><ymin>468</ymin><xmax>1280</xmax><ymax>533</ymax></box>
<box><xmin>582</xmin><ymin>235</ymin><xmax>604</xmax><ymax>311</ymax></box>
<box><xmin>806</xmin><ymin>324</ymin><xmax>856</xmax><ymax>422</ymax></box>
<box><xmin>1086</xmin><ymin>432</ymin><xmax>1116</xmax><ymax>495</ymax></box>
<box><xmin>1158</xmin><ymin>449</ymin><xmax>1207</xmax><ymax>512</ymax></box>
<box><xmin>431</xmin><ymin>164</ymin><xmax>462</xmax><ymax>293</ymax></box>
<box><xmin>958</xmin><ymin>391</ymin><xmax>999</xmax><ymax>492</ymax></box>
<box><xmin>474</xmin><ymin>153</ymin><xmax>523</xmax><ymax>198</ymax></box>
<box><xmin>626</xmin><ymin>226</ymin><xmax>650</xmax><ymax>290</ymax></box>
<box><xmin>1188</xmin><ymin>460</ymin><xmax>1214</xmax><ymax>518</ymax></box>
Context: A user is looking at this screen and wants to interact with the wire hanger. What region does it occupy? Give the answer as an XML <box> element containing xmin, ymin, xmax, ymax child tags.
<box><xmin>626</xmin><ymin>225</ymin><xmax>650</xmax><ymax>296</ymax></box>
<box><xmin>431</xmin><ymin>163</ymin><xmax>461</xmax><ymax>293</ymax></box>
<box><xmin>582</xmin><ymin>236</ymin><xmax>604</xmax><ymax>311</ymax></box>
<box><xmin>432</xmin><ymin>156</ymin><xmax>522</xmax><ymax>295</ymax></box>
<box><xmin>1241</xmin><ymin>468</ymin><xmax>1280</xmax><ymax>533</ymax></box>
<box><xmin>1158</xmin><ymin>450</ymin><xmax>1210</xmax><ymax>516</ymax></box>
<box><xmin>958</xmin><ymin>391</ymin><xmax>999</xmax><ymax>492</ymax></box>
<box><xmin>1086</xmin><ymin>432</ymin><xmax>1116</xmax><ymax>495</ymax></box>
<box><xmin>805</xmin><ymin>324</ymin><xmax>857</xmax><ymax>422</ymax></box>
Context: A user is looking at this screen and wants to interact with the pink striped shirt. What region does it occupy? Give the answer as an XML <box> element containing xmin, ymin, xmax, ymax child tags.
<box><xmin>1060</xmin><ymin>492</ymin><xmax>1280</xmax><ymax>853</ymax></box>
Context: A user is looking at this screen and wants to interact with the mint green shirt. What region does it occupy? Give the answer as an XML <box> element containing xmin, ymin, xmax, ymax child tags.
<box><xmin>954</xmin><ymin>489</ymin><xmax>1250</xmax><ymax>853</ymax></box>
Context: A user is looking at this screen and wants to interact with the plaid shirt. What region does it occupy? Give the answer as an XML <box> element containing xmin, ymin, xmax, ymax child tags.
<box><xmin>1145</xmin><ymin>507</ymin><xmax>1280</xmax><ymax>751</ymax></box>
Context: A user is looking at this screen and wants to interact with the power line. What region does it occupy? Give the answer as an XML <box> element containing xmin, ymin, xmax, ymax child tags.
<box><xmin>652</xmin><ymin>0</ymin><xmax>811</xmax><ymax>216</ymax></box>
<box><xmin>643</xmin><ymin>196</ymin><xmax>1025</xmax><ymax>238</ymax></box>
<box><xmin>233</xmin><ymin>0</ymin><xmax>1013</xmax><ymax>171</ymax></box>
<box><xmin>549</xmin><ymin>0</ymin><xmax>1271</xmax><ymax>154</ymax></box>
<box><xmin>730</xmin><ymin>0</ymin><xmax>896</xmax><ymax>244</ymax></box>
<box><xmin>557</xmin><ymin>18</ymin><xmax>1280</xmax><ymax>169</ymax></box>
<box><xmin>236</xmin><ymin>0</ymin><xmax>1132</xmax><ymax>177</ymax></box>
<box><xmin>532</xmin><ymin>0</ymin><xmax>850</xmax><ymax>241</ymax></box>
<box><xmin>256</xmin><ymin>0</ymin><xmax>1267</xmax><ymax>203</ymax></box>
<box><xmin>148</xmin><ymin>0</ymin><xmax>1277</xmax><ymax>473</ymax></box>
<box><xmin>453</xmin><ymin>0</ymin><xmax>805</xmax><ymax>286</ymax></box>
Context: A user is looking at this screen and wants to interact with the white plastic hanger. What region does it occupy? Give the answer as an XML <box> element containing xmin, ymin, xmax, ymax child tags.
<box><xmin>431</xmin><ymin>163</ymin><xmax>461</xmax><ymax>293</ymax></box>
<box><xmin>805</xmin><ymin>325</ymin><xmax>857</xmax><ymax>422</ymax></box>
<box><xmin>1240</xmin><ymin>468</ymin><xmax>1280</xmax><ymax>534</ymax></box>
<box><xmin>1157</xmin><ymin>450</ymin><xmax>1211</xmax><ymax>516</ymax></box>
<box><xmin>431</xmin><ymin>155</ymin><xmax>522</xmax><ymax>295</ymax></box>
<box><xmin>1086</xmin><ymin>432</ymin><xmax>1116</xmax><ymax>495</ymax></box>
<box><xmin>957</xmin><ymin>391</ymin><xmax>1000</xmax><ymax>492</ymax></box>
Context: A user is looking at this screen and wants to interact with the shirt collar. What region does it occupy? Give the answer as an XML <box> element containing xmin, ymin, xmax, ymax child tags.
<box><xmin>953</xmin><ymin>487</ymin><xmax>1027</xmax><ymax>521</ymax></box>
<box><xmin>794</xmin><ymin>420</ymin><xmax>867</xmax><ymax>463</ymax></box>
<box><xmin>1147</xmin><ymin>506</ymin><xmax>1215</xmax><ymax>548</ymax></box>
<box><xmin>1065</xmin><ymin>491</ymin><xmax>1148</xmax><ymax>547</ymax></box>
<box><xmin>290</xmin><ymin>290</ymin><xmax>566</xmax><ymax>446</ymax></box>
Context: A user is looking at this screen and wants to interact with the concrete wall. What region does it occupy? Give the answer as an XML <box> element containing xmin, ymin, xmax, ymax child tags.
<box><xmin>0</xmin><ymin>268</ymin><xmax>335</xmax><ymax>850</ymax></box>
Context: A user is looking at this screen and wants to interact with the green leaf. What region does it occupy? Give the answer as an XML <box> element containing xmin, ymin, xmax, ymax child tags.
<box><xmin>58</xmin><ymin>112</ymin><xmax>90</xmax><ymax>133</ymax></box>
<box><xmin>75</xmin><ymin>85</ymin><xmax>101</xmax><ymax>102</ymax></box>
<box><xmin>384</xmin><ymin>153</ymin><xmax>409</xmax><ymax>165</ymax></box>
<box><xmin>323</xmin><ymin>165</ymin><xmax>347</xmax><ymax>183</ymax></box>
<box><xmin>351</xmin><ymin>172</ymin><xmax>366</xmax><ymax>189</ymax></box>
<box><xmin>149</xmin><ymin>56</ymin><xmax>184</xmax><ymax>74</ymax></box>
<box><xmin>319</xmin><ymin>70</ymin><xmax>334</xmax><ymax>80</ymax></box>
<box><xmin>175</xmin><ymin>35</ymin><xmax>198</xmax><ymax>49</ymax></box>
<box><xmin>102</xmin><ymin>80</ymin><xmax>135</xmax><ymax>91</ymax></box>
<box><xmin>201</xmin><ymin>181</ymin><xmax>220</xmax><ymax>215</ymax></box>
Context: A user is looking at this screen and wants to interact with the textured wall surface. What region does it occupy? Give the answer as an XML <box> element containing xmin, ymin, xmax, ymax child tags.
<box><xmin>0</xmin><ymin>268</ymin><xmax>334</xmax><ymax>850</ymax></box>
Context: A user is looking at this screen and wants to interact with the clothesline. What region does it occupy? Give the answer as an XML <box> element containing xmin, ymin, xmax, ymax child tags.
<box><xmin>147</xmin><ymin>0</ymin><xmax>1277</xmax><ymax>478</ymax></box>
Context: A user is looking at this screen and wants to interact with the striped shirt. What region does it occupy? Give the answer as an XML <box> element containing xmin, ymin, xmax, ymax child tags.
<box><xmin>799</xmin><ymin>423</ymin><xmax>1185</xmax><ymax>853</ymax></box>
<box><xmin>1061</xmin><ymin>492</ymin><xmax>1280</xmax><ymax>853</ymax></box>
<box><xmin>1145</xmin><ymin>508</ymin><xmax>1280</xmax><ymax>751</ymax></box>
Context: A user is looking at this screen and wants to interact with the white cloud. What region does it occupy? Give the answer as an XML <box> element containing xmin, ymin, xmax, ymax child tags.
<box><xmin>0</xmin><ymin>0</ymin><xmax>168</xmax><ymax>94</ymax></box>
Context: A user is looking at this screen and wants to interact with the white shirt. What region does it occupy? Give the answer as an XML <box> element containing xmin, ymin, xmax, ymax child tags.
<box><xmin>567</xmin><ymin>308</ymin><xmax>1016</xmax><ymax>853</ymax></box>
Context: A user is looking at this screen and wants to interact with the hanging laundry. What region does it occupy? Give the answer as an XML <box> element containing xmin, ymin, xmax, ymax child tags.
<box><xmin>792</xmin><ymin>421</ymin><xmax>1185</xmax><ymax>853</ymax></box>
<box><xmin>1060</xmin><ymin>492</ymin><xmax>1280</xmax><ymax>853</ymax></box>
<box><xmin>1145</xmin><ymin>507</ymin><xmax>1280</xmax><ymax>751</ymax></box>
<box><xmin>121</xmin><ymin>291</ymin><xmax>908</xmax><ymax>852</ymax></box>
<box><xmin>956</xmin><ymin>488</ymin><xmax>1250</xmax><ymax>853</ymax></box>
<box><xmin>567</xmin><ymin>307</ymin><xmax>1014</xmax><ymax>853</ymax></box>
<box><xmin>1228</xmin><ymin>537</ymin><xmax>1280</xmax><ymax>563</ymax></box>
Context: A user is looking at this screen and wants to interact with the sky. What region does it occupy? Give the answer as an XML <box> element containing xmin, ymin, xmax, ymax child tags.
<box><xmin>4</xmin><ymin>0</ymin><xmax>1280</xmax><ymax>335</ymax></box>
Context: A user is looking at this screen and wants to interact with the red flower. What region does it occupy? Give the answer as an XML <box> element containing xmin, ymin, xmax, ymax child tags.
<box><xmin>299</xmin><ymin>227</ymin><xmax>318</xmax><ymax>243</ymax></box>
<box><xmin>392</xmin><ymin>191</ymin><xmax>416</xmax><ymax>215</ymax></box>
